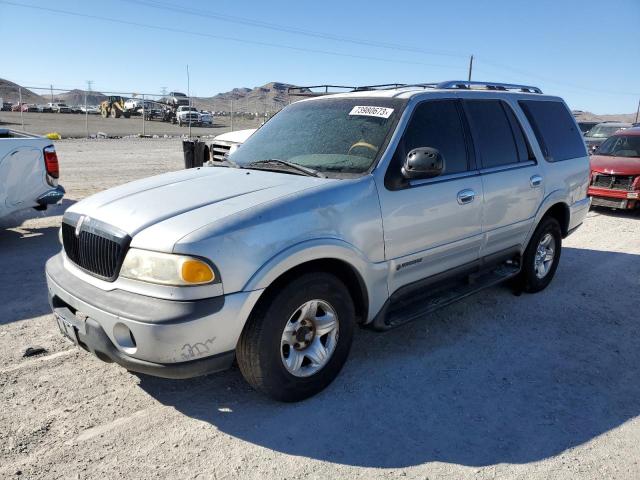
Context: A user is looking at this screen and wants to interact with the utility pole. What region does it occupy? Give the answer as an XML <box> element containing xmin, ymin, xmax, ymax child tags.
<box><xmin>186</xmin><ymin>64</ymin><xmax>191</xmax><ymax>139</ymax></box>
<box><xmin>85</xmin><ymin>80</ymin><xmax>92</xmax><ymax>138</ymax></box>
<box><xmin>50</xmin><ymin>84</ymin><xmax>54</xmax><ymax>103</ymax></box>
<box><xmin>231</xmin><ymin>97</ymin><xmax>234</xmax><ymax>132</ymax></box>
<box><xmin>19</xmin><ymin>87</ymin><xmax>24</xmax><ymax>130</ymax></box>
<box><xmin>635</xmin><ymin>98</ymin><xmax>640</xmax><ymax>124</ymax></box>
<box><xmin>467</xmin><ymin>55</ymin><xmax>474</xmax><ymax>82</ymax></box>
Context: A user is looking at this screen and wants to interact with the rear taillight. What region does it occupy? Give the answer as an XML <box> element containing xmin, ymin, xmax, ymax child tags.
<box><xmin>43</xmin><ymin>145</ymin><xmax>59</xmax><ymax>179</ymax></box>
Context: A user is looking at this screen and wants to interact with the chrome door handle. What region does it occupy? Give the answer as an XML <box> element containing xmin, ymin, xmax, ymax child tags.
<box><xmin>457</xmin><ymin>189</ymin><xmax>475</xmax><ymax>205</ymax></box>
<box><xmin>530</xmin><ymin>175</ymin><xmax>543</xmax><ymax>188</ymax></box>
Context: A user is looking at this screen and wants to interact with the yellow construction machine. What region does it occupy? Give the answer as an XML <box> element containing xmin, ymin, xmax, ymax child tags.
<box><xmin>99</xmin><ymin>96</ymin><xmax>131</xmax><ymax>118</ymax></box>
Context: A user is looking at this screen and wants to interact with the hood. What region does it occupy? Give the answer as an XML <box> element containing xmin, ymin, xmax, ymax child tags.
<box><xmin>213</xmin><ymin>129</ymin><xmax>256</xmax><ymax>144</ymax></box>
<box><xmin>590</xmin><ymin>154</ymin><xmax>640</xmax><ymax>175</ymax></box>
<box><xmin>67</xmin><ymin>167</ymin><xmax>332</xmax><ymax>250</ymax></box>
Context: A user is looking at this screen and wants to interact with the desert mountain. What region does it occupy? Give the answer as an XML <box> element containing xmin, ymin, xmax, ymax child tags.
<box><xmin>193</xmin><ymin>82</ymin><xmax>307</xmax><ymax>113</ymax></box>
<box><xmin>57</xmin><ymin>89</ymin><xmax>107</xmax><ymax>106</ymax></box>
<box><xmin>0</xmin><ymin>78</ymin><xmax>45</xmax><ymax>103</ymax></box>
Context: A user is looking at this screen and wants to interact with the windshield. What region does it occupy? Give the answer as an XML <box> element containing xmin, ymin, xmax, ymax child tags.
<box><xmin>229</xmin><ymin>98</ymin><xmax>404</xmax><ymax>175</ymax></box>
<box><xmin>588</xmin><ymin>125</ymin><xmax>627</xmax><ymax>138</ymax></box>
<box><xmin>596</xmin><ymin>135</ymin><xmax>640</xmax><ymax>157</ymax></box>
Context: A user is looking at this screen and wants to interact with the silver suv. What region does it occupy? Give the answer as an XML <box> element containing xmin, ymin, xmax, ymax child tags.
<box><xmin>46</xmin><ymin>81</ymin><xmax>591</xmax><ymax>401</ymax></box>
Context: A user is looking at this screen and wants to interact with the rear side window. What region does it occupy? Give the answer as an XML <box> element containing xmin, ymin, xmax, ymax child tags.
<box><xmin>519</xmin><ymin>100</ymin><xmax>587</xmax><ymax>161</ymax></box>
<box><xmin>402</xmin><ymin>100</ymin><xmax>469</xmax><ymax>175</ymax></box>
<box><xmin>464</xmin><ymin>100</ymin><xmax>521</xmax><ymax>168</ymax></box>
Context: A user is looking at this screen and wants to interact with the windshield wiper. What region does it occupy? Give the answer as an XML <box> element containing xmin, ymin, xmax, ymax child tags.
<box><xmin>246</xmin><ymin>159</ymin><xmax>325</xmax><ymax>178</ymax></box>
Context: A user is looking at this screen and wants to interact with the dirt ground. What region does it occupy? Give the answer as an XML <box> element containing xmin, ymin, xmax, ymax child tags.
<box><xmin>0</xmin><ymin>111</ymin><xmax>259</xmax><ymax>139</ymax></box>
<box><xmin>1</xmin><ymin>138</ymin><xmax>639</xmax><ymax>480</ymax></box>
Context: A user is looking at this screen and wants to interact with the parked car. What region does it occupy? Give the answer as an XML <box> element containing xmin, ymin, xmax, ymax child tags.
<box><xmin>588</xmin><ymin>126</ymin><xmax>640</xmax><ymax>209</ymax></box>
<box><xmin>209</xmin><ymin>128</ymin><xmax>256</xmax><ymax>161</ymax></box>
<box><xmin>80</xmin><ymin>105</ymin><xmax>100</xmax><ymax>115</ymax></box>
<box><xmin>0</xmin><ymin>128</ymin><xmax>65</xmax><ymax>219</ymax></box>
<box><xmin>175</xmin><ymin>105</ymin><xmax>200</xmax><ymax>126</ymax></box>
<box><xmin>584</xmin><ymin>122</ymin><xmax>631</xmax><ymax>153</ymax></box>
<box><xmin>166</xmin><ymin>91</ymin><xmax>190</xmax><ymax>107</ymax></box>
<box><xmin>37</xmin><ymin>104</ymin><xmax>53</xmax><ymax>113</ymax></box>
<box><xmin>47</xmin><ymin>102</ymin><xmax>72</xmax><ymax>113</ymax></box>
<box><xmin>199</xmin><ymin>110</ymin><xmax>214</xmax><ymax>126</ymax></box>
<box><xmin>124</xmin><ymin>98</ymin><xmax>155</xmax><ymax>112</ymax></box>
<box><xmin>10</xmin><ymin>103</ymin><xmax>23</xmax><ymax>112</ymax></box>
<box><xmin>1</xmin><ymin>102</ymin><xmax>12</xmax><ymax>111</ymax></box>
<box><xmin>46</xmin><ymin>81</ymin><xmax>590</xmax><ymax>402</ymax></box>
<box><xmin>577</xmin><ymin>121</ymin><xmax>598</xmax><ymax>135</ymax></box>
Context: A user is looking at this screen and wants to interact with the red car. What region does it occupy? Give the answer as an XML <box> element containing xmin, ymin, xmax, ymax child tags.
<box><xmin>588</xmin><ymin>127</ymin><xmax>640</xmax><ymax>209</ymax></box>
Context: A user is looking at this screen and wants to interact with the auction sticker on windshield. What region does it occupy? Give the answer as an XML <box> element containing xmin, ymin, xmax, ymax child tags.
<box><xmin>349</xmin><ymin>106</ymin><xmax>394</xmax><ymax>118</ymax></box>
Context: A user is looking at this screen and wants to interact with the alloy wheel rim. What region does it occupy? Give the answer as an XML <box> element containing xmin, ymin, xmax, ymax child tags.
<box><xmin>280</xmin><ymin>299</ymin><xmax>339</xmax><ymax>378</ymax></box>
<box><xmin>534</xmin><ymin>233</ymin><xmax>556</xmax><ymax>279</ymax></box>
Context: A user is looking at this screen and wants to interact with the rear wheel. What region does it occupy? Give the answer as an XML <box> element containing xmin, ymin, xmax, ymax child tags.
<box><xmin>237</xmin><ymin>272</ymin><xmax>355</xmax><ymax>402</ymax></box>
<box><xmin>521</xmin><ymin>216</ymin><xmax>562</xmax><ymax>293</ymax></box>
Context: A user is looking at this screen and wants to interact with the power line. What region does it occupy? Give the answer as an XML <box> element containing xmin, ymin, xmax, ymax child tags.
<box><xmin>122</xmin><ymin>0</ymin><xmax>640</xmax><ymax>99</ymax></box>
<box><xmin>121</xmin><ymin>0</ymin><xmax>469</xmax><ymax>60</ymax></box>
<box><xmin>0</xmin><ymin>1</ymin><xmax>464</xmax><ymax>71</ymax></box>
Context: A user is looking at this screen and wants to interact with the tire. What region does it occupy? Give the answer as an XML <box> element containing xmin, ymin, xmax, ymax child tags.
<box><xmin>237</xmin><ymin>272</ymin><xmax>355</xmax><ymax>402</ymax></box>
<box><xmin>521</xmin><ymin>216</ymin><xmax>562</xmax><ymax>293</ymax></box>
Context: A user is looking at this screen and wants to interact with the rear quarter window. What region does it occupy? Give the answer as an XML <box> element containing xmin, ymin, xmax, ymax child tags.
<box><xmin>518</xmin><ymin>100</ymin><xmax>587</xmax><ymax>162</ymax></box>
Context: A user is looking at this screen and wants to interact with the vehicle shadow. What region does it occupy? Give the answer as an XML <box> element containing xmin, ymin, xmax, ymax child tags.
<box><xmin>0</xmin><ymin>201</ymin><xmax>74</xmax><ymax>325</ymax></box>
<box><xmin>138</xmin><ymin>246</ymin><xmax>640</xmax><ymax>468</ymax></box>
<box><xmin>590</xmin><ymin>205</ymin><xmax>640</xmax><ymax>218</ymax></box>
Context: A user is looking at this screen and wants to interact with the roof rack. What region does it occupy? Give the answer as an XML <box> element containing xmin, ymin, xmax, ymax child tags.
<box><xmin>288</xmin><ymin>83</ymin><xmax>418</xmax><ymax>97</ymax></box>
<box><xmin>287</xmin><ymin>80</ymin><xmax>543</xmax><ymax>97</ymax></box>
<box><xmin>436</xmin><ymin>81</ymin><xmax>543</xmax><ymax>94</ymax></box>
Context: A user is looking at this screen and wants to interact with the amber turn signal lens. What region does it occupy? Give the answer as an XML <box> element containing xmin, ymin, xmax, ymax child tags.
<box><xmin>181</xmin><ymin>260</ymin><xmax>214</xmax><ymax>284</ymax></box>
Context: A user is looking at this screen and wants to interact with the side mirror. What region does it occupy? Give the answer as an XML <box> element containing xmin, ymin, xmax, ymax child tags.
<box><xmin>402</xmin><ymin>147</ymin><xmax>444</xmax><ymax>179</ymax></box>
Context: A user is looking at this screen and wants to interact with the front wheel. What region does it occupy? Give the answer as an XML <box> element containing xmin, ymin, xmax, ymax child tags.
<box><xmin>521</xmin><ymin>216</ymin><xmax>562</xmax><ymax>293</ymax></box>
<box><xmin>237</xmin><ymin>272</ymin><xmax>355</xmax><ymax>402</ymax></box>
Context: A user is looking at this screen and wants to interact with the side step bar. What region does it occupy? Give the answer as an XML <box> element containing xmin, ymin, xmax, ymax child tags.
<box><xmin>372</xmin><ymin>261</ymin><xmax>521</xmax><ymax>331</ymax></box>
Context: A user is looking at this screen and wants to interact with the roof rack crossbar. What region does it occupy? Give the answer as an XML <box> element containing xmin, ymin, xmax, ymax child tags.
<box><xmin>436</xmin><ymin>80</ymin><xmax>543</xmax><ymax>94</ymax></box>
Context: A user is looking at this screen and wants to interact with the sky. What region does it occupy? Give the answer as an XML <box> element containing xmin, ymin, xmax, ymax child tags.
<box><xmin>1</xmin><ymin>0</ymin><xmax>639</xmax><ymax>114</ymax></box>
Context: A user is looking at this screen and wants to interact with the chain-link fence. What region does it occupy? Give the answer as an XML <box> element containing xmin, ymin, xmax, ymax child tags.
<box><xmin>0</xmin><ymin>84</ymin><xmax>290</xmax><ymax>139</ymax></box>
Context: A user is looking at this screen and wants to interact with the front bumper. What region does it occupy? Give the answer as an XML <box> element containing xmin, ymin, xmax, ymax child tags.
<box><xmin>588</xmin><ymin>186</ymin><xmax>639</xmax><ymax>209</ymax></box>
<box><xmin>45</xmin><ymin>253</ymin><xmax>263</xmax><ymax>378</ymax></box>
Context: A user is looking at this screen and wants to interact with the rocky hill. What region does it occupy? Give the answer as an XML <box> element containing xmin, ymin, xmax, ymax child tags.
<box><xmin>0</xmin><ymin>78</ymin><xmax>44</xmax><ymax>103</ymax></box>
<box><xmin>193</xmin><ymin>82</ymin><xmax>305</xmax><ymax>113</ymax></box>
<box><xmin>57</xmin><ymin>89</ymin><xmax>107</xmax><ymax>106</ymax></box>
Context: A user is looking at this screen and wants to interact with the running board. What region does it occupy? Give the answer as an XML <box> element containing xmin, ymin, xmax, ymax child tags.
<box><xmin>372</xmin><ymin>262</ymin><xmax>520</xmax><ymax>331</ymax></box>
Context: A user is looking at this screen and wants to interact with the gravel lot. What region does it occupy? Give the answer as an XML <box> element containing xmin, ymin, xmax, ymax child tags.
<box><xmin>0</xmin><ymin>111</ymin><xmax>259</xmax><ymax>138</ymax></box>
<box><xmin>1</xmin><ymin>138</ymin><xmax>639</xmax><ymax>479</ymax></box>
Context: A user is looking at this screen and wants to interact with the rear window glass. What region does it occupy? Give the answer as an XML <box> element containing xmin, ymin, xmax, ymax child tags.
<box><xmin>519</xmin><ymin>100</ymin><xmax>587</xmax><ymax>161</ymax></box>
<box><xmin>464</xmin><ymin>100</ymin><xmax>520</xmax><ymax>168</ymax></box>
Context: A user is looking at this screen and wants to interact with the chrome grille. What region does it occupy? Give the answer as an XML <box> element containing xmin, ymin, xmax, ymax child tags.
<box><xmin>210</xmin><ymin>141</ymin><xmax>232</xmax><ymax>162</ymax></box>
<box><xmin>591</xmin><ymin>174</ymin><xmax>635</xmax><ymax>191</ymax></box>
<box><xmin>61</xmin><ymin>215</ymin><xmax>130</xmax><ymax>282</ymax></box>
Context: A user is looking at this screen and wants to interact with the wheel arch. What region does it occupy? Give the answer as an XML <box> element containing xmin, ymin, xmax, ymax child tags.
<box><xmin>243</xmin><ymin>240</ymin><xmax>388</xmax><ymax>325</ymax></box>
<box><xmin>541</xmin><ymin>202</ymin><xmax>570</xmax><ymax>237</ymax></box>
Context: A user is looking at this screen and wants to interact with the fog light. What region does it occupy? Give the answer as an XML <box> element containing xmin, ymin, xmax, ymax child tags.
<box><xmin>113</xmin><ymin>323</ymin><xmax>137</xmax><ymax>354</ymax></box>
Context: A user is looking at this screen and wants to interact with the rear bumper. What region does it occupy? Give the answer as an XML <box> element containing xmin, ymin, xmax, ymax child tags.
<box><xmin>45</xmin><ymin>253</ymin><xmax>263</xmax><ymax>378</ymax></box>
<box><xmin>37</xmin><ymin>185</ymin><xmax>65</xmax><ymax>207</ymax></box>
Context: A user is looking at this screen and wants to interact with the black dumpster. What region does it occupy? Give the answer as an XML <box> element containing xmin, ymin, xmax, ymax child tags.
<box><xmin>183</xmin><ymin>140</ymin><xmax>209</xmax><ymax>169</ymax></box>
<box><xmin>182</xmin><ymin>140</ymin><xmax>195</xmax><ymax>169</ymax></box>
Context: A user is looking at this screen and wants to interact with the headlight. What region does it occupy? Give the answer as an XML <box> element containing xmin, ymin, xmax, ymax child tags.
<box><xmin>120</xmin><ymin>249</ymin><xmax>217</xmax><ymax>286</ymax></box>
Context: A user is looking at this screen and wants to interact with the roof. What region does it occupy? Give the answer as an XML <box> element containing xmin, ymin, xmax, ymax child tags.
<box><xmin>612</xmin><ymin>126</ymin><xmax>640</xmax><ymax>136</ymax></box>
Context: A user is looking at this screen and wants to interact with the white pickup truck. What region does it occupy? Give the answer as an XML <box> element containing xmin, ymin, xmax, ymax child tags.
<box><xmin>0</xmin><ymin>129</ymin><xmax>65</xmax><ymax>220</ymax></box>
